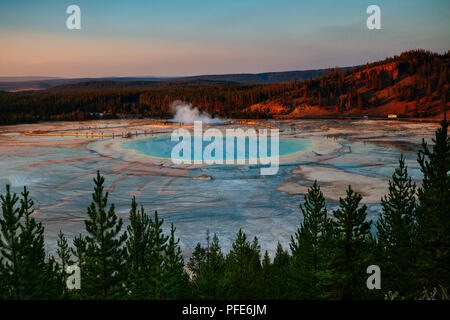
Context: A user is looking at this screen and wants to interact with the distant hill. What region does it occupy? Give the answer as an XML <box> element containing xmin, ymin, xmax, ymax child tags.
<box><xmin>176</xmin><ymin>68</ymin><xmax>355</xmax><ymax>84</ymax></box>
<box><xmin>0</xmin><ymin>67</ymin><xmax>349</xmax><ymax>91</ymax></box>
<box><xmin>0</xmin><ymin>77</ymin><xmax>166</xmax><ymax>92</ymax></box>
<box><xmin>0</xmin><ymin>76</ymin><xmax>62</xmax><ymax>82</ymax></box>
<box><xmin>48</xmin><ymin>79</ymin><xmax>239</xmax><ymax>91</ymax></box>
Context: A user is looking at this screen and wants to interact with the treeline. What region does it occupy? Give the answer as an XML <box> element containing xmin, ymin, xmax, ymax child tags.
<box><xmin>0</xmin><ymin>50</ymin><xmax>448</xmax><ymax>125</ymax></box>
<box><xmin>0</xmin><ymin>80</ymin><xmax>297</xmax><ymax>125</ymax></box>
<box><xmin>0</xmin><ymin>118</ymin><xmax>449</xmax><ymax>300</ymax></box>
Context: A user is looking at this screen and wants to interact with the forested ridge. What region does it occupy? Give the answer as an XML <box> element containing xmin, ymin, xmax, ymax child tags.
<box><xmin>0</xmin><ymin>117</ymin><xmax>448</xmax><ymax>300</ymax></box>
<box><xmin>0</xmin><ymin>50</ymin><xmax>448</xmax><ymax>125</ymax></box>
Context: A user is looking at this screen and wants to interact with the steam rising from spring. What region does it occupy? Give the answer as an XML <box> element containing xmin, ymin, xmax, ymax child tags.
<box><xmin>170</xmin><ymin>101</ymin><xmax>223</xmax><ymax>124</ymax></box>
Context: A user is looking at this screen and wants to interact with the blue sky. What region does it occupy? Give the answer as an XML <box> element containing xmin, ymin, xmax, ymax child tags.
<box><xmin>0</xmin><ymin>0</ymin><xmax>449</xmax><ymax>77</ymax></box>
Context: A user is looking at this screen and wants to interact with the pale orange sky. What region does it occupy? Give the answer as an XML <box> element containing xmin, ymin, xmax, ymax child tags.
<box><xmin>1</xmin><ymin>1</ymin><xmax>449</xmax><ymax>77</ymax></box>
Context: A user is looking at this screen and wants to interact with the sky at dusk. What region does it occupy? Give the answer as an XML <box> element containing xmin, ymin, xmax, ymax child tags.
<box><xmin>0</xmin><ymin>0</ymin><xmax>449</xmax><ymax>78</ymax></box>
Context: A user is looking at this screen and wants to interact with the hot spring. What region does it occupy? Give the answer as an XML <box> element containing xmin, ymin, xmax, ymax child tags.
<box><xmin>120</xmin><ymin>136</ymin><xmax>312</xmax><ymax>162</ymax></box>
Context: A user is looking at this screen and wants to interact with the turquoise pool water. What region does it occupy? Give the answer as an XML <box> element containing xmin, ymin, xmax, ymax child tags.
<box><xmin>121</xmin><ymin>136</ymin><xmax>312</xmax><ymax>162</ymax></box>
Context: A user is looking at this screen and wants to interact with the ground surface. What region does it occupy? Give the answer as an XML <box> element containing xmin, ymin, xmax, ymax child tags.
<box><xmin>0</xmin><ymin>119</ymin><xmax>439</xmax><ymax>256</ymax></box>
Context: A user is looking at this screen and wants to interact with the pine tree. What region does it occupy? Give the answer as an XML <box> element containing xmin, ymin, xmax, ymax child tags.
<box><xmin>271</xmin><ymin>242</ymin><xmax>290</xmax><ymax>299</ymax></box>
<box><xmin>223</xmin><ymin>229</ymin><xmax>261</xmax><ymax>299</ymax></box>
<box><xmin>56</xmin><ymin>231</ymin><xmax>73</xmax><ymax>297</ymax></box>
<box><xmin>0</xmin><ymin>186</ymin><xmax>61</xmax><ymax>299</ymax></box>
<box><xmin>0</xmin><ymin>185</ymin><xmax>22</xmax><ymax>299</ymax></box>
<box><xmin>57</xmin><ymin>231</ymin><xmax>72</xmax><ymax>275</ymax></box>
<box><xmin>71</xmin><ymin>234</ymin><xmax>86</xmax><ymax>273</ymax></box>
<box><xmin>146</xmin><ymin>210</ymin><xmax>169</xmax><ymax>299</ymax></box>
<box><xmin>17</xmin><ymin>186</ymin><xmax>50</xmax><ymax>299</ymax></box>
<box><xmin>194</xmin><ymin>233</ymin><xmax>225</xmax><ymax>299</ymax></box>
<box><xmin>125</xmin><ymin>196</ymin><xmax>151</xmax><ymax>298</ymax></box>
<box><xmin>289</xmin><ymin>181</ymin><xmax>332</xmax><ymax>299</ymax></box>
<box><xmin>416</xmin><ymin>116</ymin><xmax>450</xmax><ymax>291</ymax></box>
<box><xmin>83</xmin><ymin>171</ymin><xmax>127</xmax><ymax>299</ymax></box>
<box><xmin>376</xmin><ymin>156</ymin><xmax>418</xmax><ymax>296</ymax></box>
<box><xmin>260</xmin><ymin>250</ymin><xmax>272</xmax><ymax>299</ymax></box>
<box><xmin>69</xmin><ymin>233</ymin><xmax>86</xmax><ymax>299</ymax></box>
<box><xmin>162</xmin><ymin>223</ymin><xmax>190</xmax><ymax>299</ymax></box>
<box><xmin>188</xmin><ymin>242</ymin><xmax>207</xmax><ymax>280</ymax></box>
<box><xmin>332</xmin><ymin>185</ymin><xmax>372</xmax><ymax>300</ymax></box>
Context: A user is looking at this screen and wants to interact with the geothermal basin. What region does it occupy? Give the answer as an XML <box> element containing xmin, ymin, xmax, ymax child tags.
<box><xmin>0</xmin><ymin>118</ymin><xmax>439</xmax><ymax>257</ymax></box>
